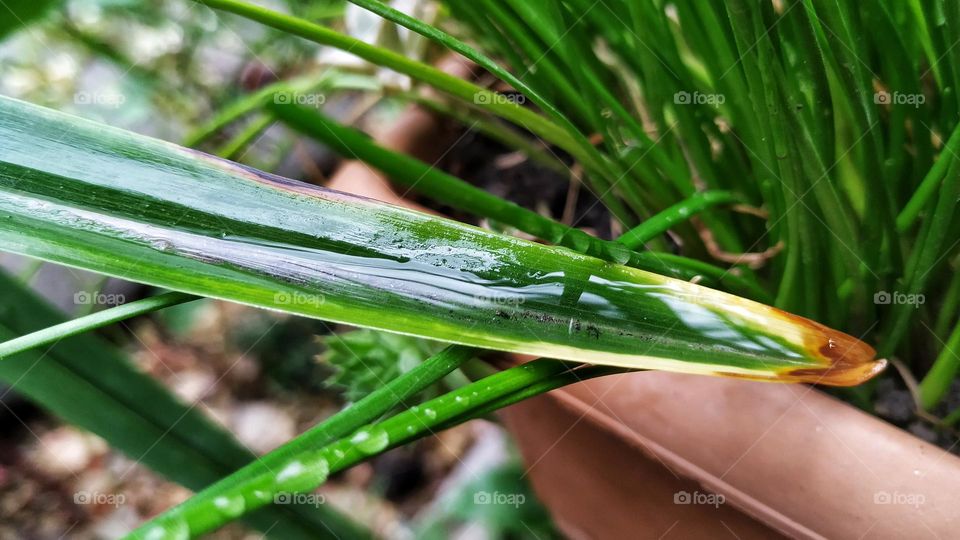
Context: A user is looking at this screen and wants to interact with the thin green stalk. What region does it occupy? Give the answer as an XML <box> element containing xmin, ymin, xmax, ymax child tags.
<box><xmin>438</xmin><ymin>364</ymin><xmax>628</xmax><ymax>427</ymax></box>
<box><xmin>0</xmin><ymin>292</ymin><xmax>196</xmax><ymax>359</ymax></box>
<box><xmin>882</xmin><ymin>158</ymin><xmax>960</xmax><ymax>357</ymax></box>
<box><xmin>269</xmin><ymin>102</ymin><xmax>634</xmax><ymax>264</ymax></box>
<box><xmin>138</xmin><ymin>345</ymin><xmax>475</xmax><ymax>519</ymax></box>
<box><xmin>943</xmin><ymin>406</ymin><xmax>960</xmax><ymax>427</ymax></box>
<box><xmin>918</xmin><ymin>321</ymin><xmax>960</xmax><ymax>410</ymax></box>
<box><xmin>193</xmin><ymin>0</ymin><xmax>583</xmax><ymax>164</ymax></box>
<box><xmin>271</xmin><ymin>102</ymin><xmax>768</xmax><ymax>299</ymax></box>
<box><xmin>617</xmin><ymin>191</ymin><xmax>741</xmax><ymax>249</ymax></box>
<box><xmin>215</xmin><ymin>114</ymin><xmax>274</xmax><ymax>160</ymax></box>
<box><xmin>343</xmin><ymin>0</ymin><xmax>620</xmax><ymax>180</ymax></box>
<box><xmin>184</xmin><ymin>76</ymin><xmax>325</xmax><ymax>147</ymax></box>
<box><xmin>631</xmin><ymin>251</ymin><xmax>771</xmax><ymax>304</ymax></box>
<box><xmin>934</xmin><ymin>263</ymin><xmax>960</xmax><ymax>340</ymax></box>
<box><xmin>129</xmin><ymin>358</ymin><xmax>574</xmax><ymax>538</ymax></box>
<box><xmin>897</xmin><ymin>123</ymin><xmax>960</xmax><ymax>231</ymax></box>
<box><xmin>396</xmin><ymin>91</ymin><xmax>570</xmax><ymax>175</ymax></box>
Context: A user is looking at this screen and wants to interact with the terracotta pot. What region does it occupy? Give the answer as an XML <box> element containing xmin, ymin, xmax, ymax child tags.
<box><xmin>324</xmin><ymin>63</ymin><xmax>960</xmax><ymax>539</ymax></box>
<box><xmin>501</xmin><ymin>373</ymin><xmax>960</xmax><ymax>539</ymax></box>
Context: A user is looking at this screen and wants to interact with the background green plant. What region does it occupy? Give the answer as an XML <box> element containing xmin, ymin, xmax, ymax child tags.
<box><xmin>0</xmin><ymin>0</ymin><xmax>958</xmax><ymax>537</ymax></box>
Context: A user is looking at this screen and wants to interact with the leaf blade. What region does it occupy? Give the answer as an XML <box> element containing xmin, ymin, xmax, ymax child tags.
<box><xmin>0</xmin><ymin>96</ymin><xmax>883</xmax><ymax>386</ymax></box>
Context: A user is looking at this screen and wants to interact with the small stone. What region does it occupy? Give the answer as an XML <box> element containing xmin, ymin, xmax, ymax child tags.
<box><xmin>231</xmin><ymin>402</ymin><xmax>295</xmax><ymax>454</ymax></box>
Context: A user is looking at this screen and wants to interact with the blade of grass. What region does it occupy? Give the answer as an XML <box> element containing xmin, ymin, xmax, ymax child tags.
<box><xmin>270</xmin><ymin>102</ymin><xmax>767</xmax><ymax>299</ymax></box>
<box><xmin>128</xmin><ymin>358</ymin><xmax>582</xmax><ymax>538</ymax></box>
<box><xmin>167</xmin><ymin>345</ymin><xmax>476</xmax><ymax>522</ymax></box>
<box><xmin>897</xmin><ymin>123</ymin><xmax>960</xmax><ymax>231</ymax></box>
<box><xmin>617</xmin><ymin>191</ymin><xmax>742</xmax><ymax>249</ymax></box>
<box><xmin>0</xmin><ymin>271</ymin><xmax>365</xmax><ymax>539</ymax></box>
<box><xmin>918</xmin><ymin>320</ymin><xmax>960</xmax><ymax>410</ymax></box>
<box><xmin>0</xmin><ymin>291</ymin><xmax>195</xmax><ymax>359</ymax></box>
<box><xmin>193</xmin><ymin>0</ymin><xmax>583</xmax><ymax>166</ymax></box>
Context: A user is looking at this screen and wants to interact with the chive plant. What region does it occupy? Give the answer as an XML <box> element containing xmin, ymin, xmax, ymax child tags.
<box><xmin>0</xmin><ymin>0</ymin><xmax>957</xmax><ymax>538</ymax></box>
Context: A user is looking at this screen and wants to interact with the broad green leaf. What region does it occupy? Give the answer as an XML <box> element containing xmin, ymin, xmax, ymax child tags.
<box><xmin>0</xmin><ymin>95</ymin><xmax>884</xmax><ymax>385</ymax></box>
<box><xmin>0</xmin><ymin>270</ymin><xmax>367</xmax><ymax>539</ymax></box>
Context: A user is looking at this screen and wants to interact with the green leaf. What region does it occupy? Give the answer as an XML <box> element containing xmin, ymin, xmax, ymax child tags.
<box><xmin>0</xmin><ymin>270</ymin><xmax>366</xmax><ymax>539</ymax></box>
<box><xmin>131</xmin><ymin>357</ymin><xmax>580</xmax><ymax>538</ymax></box>
<box><xmin>0</xmin><ymin>95</ymin><xmax>883</xmax><ymax>386</ymax></box>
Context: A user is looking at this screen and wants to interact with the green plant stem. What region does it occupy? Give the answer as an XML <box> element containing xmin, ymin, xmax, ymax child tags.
<box><xmin>437</xmin><ymin>364</ymin><xmax>629</xmax><ymax>428</ymax></box>
<box><xmin>341</xmin><ymin>0</ymin><xmax>640</xmax><ymax>208</ymax></box>
<box><xmin>271</xmin><ymin>102</ymin><xmax>769</xmax><ymax>300</ymax></box>
<box><xmin>918</xmin><ymin>321</ymin><xmax>960</xmax><ymax>410</ymax></box>
<box><xmin>269</xmin><ymin>102</ymin><xmax>632</xmax><ymax>263</ymax></box>
<box><xmin>129</xmin><ymin>357</ymin><xmax>577</xmax><ymax>538</ymax></box>
<box><xmin>881</xmin><ymin>158</ymin><xmax>960</xmax><ymax>357</ymax></box>
<box><xmin>215</xmin><ymin>114</ymin><xmax>274</xmax><ymax>160</ymax></box>
<box><xmin>131</xmin><ymin>344</ymin><xmax>475</xmax><ymax>533</ymax></box>
<box><xmin>897</xmin><ymin>123</ymin><xmax>960</xmax><ymax>231</ymax></box>
<box><xmin>193</xmin><ymin>0</ymin><xmax>585</xmax><ymax>164</ymax></box>
<box><xmin>934</xmin><ymin>264</ymin><xmax>960</xmax><ymax>340</ymax></box>
<box><xmin>0</xmin><ymin>292</ymin><xmax>196</xmax><ymax>359</ymax></box>
<box><xmin>184</xmin><ymin>76</ymin><xmax>324</xmax><ymax>147</ymax></box>
<box><xmin>617</xmin><ymin>191</ymin><xmax>742</xmax><ymax>249</ymax></box>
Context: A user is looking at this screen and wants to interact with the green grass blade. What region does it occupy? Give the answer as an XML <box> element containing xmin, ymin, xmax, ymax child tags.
<box><xmin>271</xmin><ymin>102</ymin><xmax>767</xmax><ymax>299</ymax></box>
<box><xmin>0</xmin><ymin>95</ymin><xmax>883</xmax><ymax>385</ymax></box>
<box><xmin>0</xmin><ymin>291</ymin><xmax>196</xmax><ymax>359</ymax></box>
<box><xmin>130</xmin><ymin>358</ymin><xmax>579</xmax><ymax>538</ymax></box>
<box><xmin>918</xmin><ymin>320</ymin><xmax>960</xmax><ymax>410</ymax></box>
<box><xmin>186</xmin><ymin>345</ymin><xmax>475</xmax><ymax>514</ymax></box>
<box><xmin>192</xmin><ymin>0</ymin><xmax>583</xmax><ymax>163</ymax></box>
<box><xmin>617</xmin><ymin>191</ymin><xmax>742</xmax><ymax>249</ymax></box>
<box><xmin>0</xmin><ymin>271</ymin><xmax>366</xmax><ymax>539</ymax></box>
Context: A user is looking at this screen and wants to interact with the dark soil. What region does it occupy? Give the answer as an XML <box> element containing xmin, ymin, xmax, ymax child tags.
<box><xmin>435</xmin><ymin>128</ymin><xmax>615</xmax><ymax>239</ymax></box>
<box><xmin>870</xmin><ymin>379</ymin><xmax>959</xmax><ymax>453</ymax></box>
